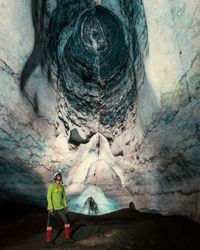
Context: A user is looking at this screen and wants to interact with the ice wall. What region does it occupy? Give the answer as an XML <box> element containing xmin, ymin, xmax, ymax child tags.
<box><xmin>0</xmin><ymin>0</ymin><xmax>199</xmax><ymax>221</ymax></box>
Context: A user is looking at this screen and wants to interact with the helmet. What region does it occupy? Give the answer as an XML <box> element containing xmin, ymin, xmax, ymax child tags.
<box><xmin>53</xmin><ymin>169</ymin><xmax>62</xmax><ymax>180</ymax></box>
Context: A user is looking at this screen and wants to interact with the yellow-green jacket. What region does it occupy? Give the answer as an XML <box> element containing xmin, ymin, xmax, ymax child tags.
<box><xmin>47</xmin><ymin>183</ymin><xmax>68</xmax><ymax>210</ymax></box>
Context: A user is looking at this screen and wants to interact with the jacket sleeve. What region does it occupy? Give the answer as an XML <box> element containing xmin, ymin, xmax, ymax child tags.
<box><xmin>47</xmin><ymin>184</ymin><xmax>53</xmax><ymax>210</ymax></box>
<box><xmin>62</xmin><ymin>187</ymin><xmax>68</xmax><ymax>208</ymax></box>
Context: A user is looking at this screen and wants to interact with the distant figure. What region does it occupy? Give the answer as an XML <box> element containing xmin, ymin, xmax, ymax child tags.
<box><xmin>89</xmin><ymin>197</ymin><xmax>99</xmax><ymax>214</ymax></box>
<box><xmin>82</xmin><ymin>196</ymin><xmax>99</xmax><ymax>215</ymax></box>
<box><xmin>46</xmin><ymin>169</ymin><xmax>75</xmax><ymax>247</ymax></box>
<box><xmin>98</xmin><ymin>77</ymin><xmax>105</xmax><ymax>88</ymax></box>
<box><xmin>129</xmin><ymin>201</ymin><xmax>136</xmax><ymax>210</ymax></box>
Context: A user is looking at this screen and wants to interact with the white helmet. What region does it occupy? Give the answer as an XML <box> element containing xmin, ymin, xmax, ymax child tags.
<box><xmin>53</xmin><ymin>169</ymin><xmax>62</xmax><ymax>179</ymax></box>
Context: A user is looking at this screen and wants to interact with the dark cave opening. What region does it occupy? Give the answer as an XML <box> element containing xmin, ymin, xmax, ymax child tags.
<box><xmin>21</xmin><ymin>0</ymin><xmax>148</xmax><ymax>134</ymax></box>
<box><xmin>44</xmin><ymin>1</ymin><xmax>147</xmax><ymax>131</ymax></box>
<box><xmin>64</xmin><ymin>6</ymin><xmax>128</xmax><ymax>85</ymax></box>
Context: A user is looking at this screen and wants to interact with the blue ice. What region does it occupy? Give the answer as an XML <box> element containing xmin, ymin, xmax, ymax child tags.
<box><xmin>68</xmin><ymin>185</ymin><xmax>119</xmax><ymax>215</ymax></box>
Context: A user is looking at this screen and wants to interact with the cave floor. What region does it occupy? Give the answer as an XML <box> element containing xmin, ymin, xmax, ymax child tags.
<box><xmin>0</xmin><ymin>201</ymin><xmax>199</xmax><ymax>250</ymax></box>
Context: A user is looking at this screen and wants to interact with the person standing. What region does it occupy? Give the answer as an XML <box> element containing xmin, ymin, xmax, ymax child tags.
<box><xmin>46</xmin><ymin>169</ymin><xmax>75</xmax><ymax>247</ymax></box>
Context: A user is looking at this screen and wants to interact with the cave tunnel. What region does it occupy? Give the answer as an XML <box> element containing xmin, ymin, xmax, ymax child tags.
<box><xmin>0</xmin><ymin>0</ymin><xmax>200</xmax><ymax>224</ymax></box>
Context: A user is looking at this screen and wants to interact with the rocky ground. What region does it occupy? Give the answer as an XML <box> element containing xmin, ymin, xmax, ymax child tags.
<box><xmin>0</xmin><ymin>200</ymin><xmax>199</xmax><ymax>250</ymax></box>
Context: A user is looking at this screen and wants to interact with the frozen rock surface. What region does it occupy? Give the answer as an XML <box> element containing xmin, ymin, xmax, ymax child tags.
<box><xmin>0</xmin><ymin>0</ymin><xmax>199</xmax><ymax>222</ymax></box>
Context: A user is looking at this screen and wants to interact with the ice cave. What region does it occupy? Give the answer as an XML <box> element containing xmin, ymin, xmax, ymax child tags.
<box><xmin>0</xmin><ymin>0</ymin><xmax>200</xmax><ymax>223</ymax></box>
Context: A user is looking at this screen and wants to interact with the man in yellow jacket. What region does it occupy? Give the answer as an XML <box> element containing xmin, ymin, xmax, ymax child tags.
<box><xmin>46</xmin><ymin>169</ymin><xmax>75</xmax><ymax>247</ymax></box>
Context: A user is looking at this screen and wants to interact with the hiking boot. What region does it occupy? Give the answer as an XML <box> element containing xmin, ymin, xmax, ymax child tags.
<box><xmin>46</xmin><ymin>241</ymin><xmax>55</xmax><ymax>247</ymax></box>
<box><xmin>65</xmin><ymin>238</ymin><xmax>76</xmax><ymax>243</ymax></box>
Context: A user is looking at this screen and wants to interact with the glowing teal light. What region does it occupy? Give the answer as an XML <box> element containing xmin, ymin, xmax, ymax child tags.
<box><xmin>68</xmin><ymin>185</ymin><xmax>119</xmax><ymax>215</ymax></box>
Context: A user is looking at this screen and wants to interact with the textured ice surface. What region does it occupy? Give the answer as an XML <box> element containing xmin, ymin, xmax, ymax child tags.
<box><xmin>0</xmin><ymin>0</ymin><xmax>199</xmax><ymax>222</ymax></box>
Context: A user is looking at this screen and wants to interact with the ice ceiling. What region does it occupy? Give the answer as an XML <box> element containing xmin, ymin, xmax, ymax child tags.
<box><xmin>0</xmin><ymin>0</ymin><xmax>200</xmax><ymax>221</ymax></box>
<box><xmin>21</xmin><ymin>0</ymin><xmax>144</xmax><ymax>133</ymax></box>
